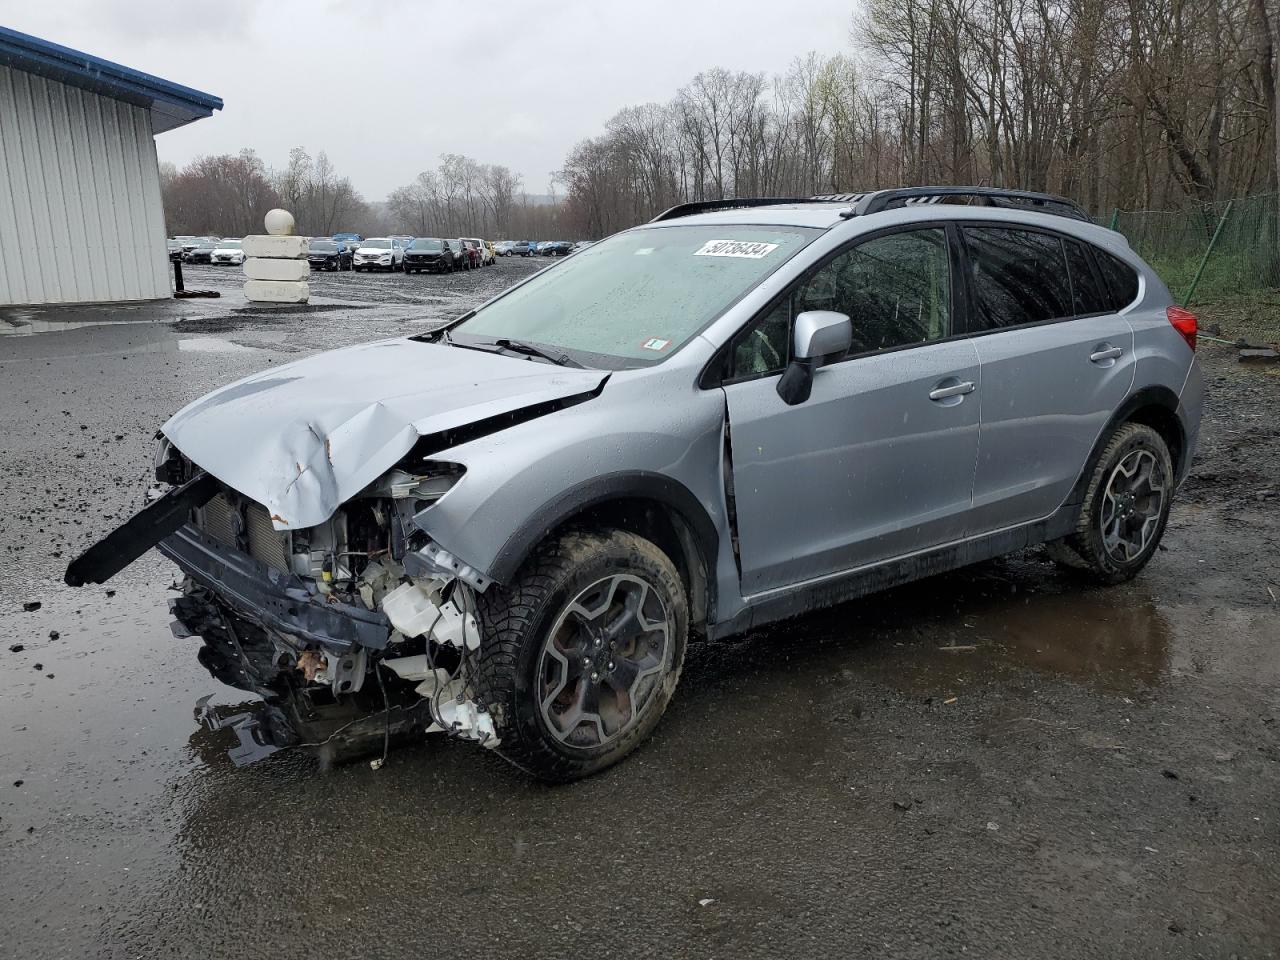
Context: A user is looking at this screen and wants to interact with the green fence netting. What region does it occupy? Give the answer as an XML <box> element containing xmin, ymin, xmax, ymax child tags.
<box><xmin>1109</xmin><ymin>192</ymin><xmax>1280</xmax><ymax>343</ymax></box>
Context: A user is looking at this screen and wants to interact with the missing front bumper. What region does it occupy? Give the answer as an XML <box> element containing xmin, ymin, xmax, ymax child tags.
<box><xmin>158</xmin><ymin>524</ymin><xmax>392</xmax><ymax>654</ymax></box>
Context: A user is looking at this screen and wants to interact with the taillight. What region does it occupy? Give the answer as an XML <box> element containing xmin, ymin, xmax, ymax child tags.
<box><xmin>1166</xmin><ymin>305</ymin><xmax>1197</xmax><ymax>352</ymax></box>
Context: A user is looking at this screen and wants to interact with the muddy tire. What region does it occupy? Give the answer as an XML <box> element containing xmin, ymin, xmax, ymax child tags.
<box><xmin>475</xmin><ymin>529</ymin><xmax>687</xmax><ymax>782</ymax></box>
<box><xmin>1047</xmin><ymin>422</ymin><xmax>1174</xmax><ymax>584</ymax></box>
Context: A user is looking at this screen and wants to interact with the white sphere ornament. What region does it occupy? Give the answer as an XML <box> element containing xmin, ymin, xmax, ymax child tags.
<box><xmin>264</xmin><ymin>209</ymin><xmax>296</xmax><ymax>236</ymax></box>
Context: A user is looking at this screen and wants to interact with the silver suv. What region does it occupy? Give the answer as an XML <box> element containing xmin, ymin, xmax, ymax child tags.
<box><xmin>67</xmin><ymin>187</ymin><xmax>1203</xmax><ymax>781</ymax></box>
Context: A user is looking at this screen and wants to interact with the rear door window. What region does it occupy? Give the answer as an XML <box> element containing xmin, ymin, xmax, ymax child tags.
<box><xmin>961</xmin><ymin>227</ymin><xmax>1074</xmax><ymax>330</ymax></box>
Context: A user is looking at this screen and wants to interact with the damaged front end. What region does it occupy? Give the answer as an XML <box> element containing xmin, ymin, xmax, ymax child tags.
<box><xmin>71</xmin><ymin>441</ymin><xmax>501</xmax><ymax>767</ymax></box>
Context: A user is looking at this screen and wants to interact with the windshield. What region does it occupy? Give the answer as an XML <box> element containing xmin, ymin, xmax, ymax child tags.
<box><xmin>411</xmin><ymin>238</ymin><xmax>443</xmax><ymax>251</ymax></box>
<box><xmin>363</xmin><ymin>239</ymin><xmax>392</xmax><ymax>249</ymax></box>
<box><xmin>218</xmin><ymin>240</ymin><xmax>242</xmax><ymax>249</ymax></box>
<box><xmin>310</xmin><ymin>241</ymin><xmax>338</xmax><ymax>252</ymax></box>
<box><xmin>451</xmin><ymin>224</ymin><xmax>817</xmax><ymax>367</ymax></box>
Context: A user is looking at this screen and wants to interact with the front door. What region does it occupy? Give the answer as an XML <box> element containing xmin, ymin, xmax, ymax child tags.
<box><xmin>721</xmin><ymin>226</ymin><xmax>982</xmax><ymax>597</ymax></box>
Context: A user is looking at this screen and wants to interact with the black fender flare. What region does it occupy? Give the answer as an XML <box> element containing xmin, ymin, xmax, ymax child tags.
<box><xmin>1063</xmin><ymin>385</ymin><xmax>1185</xmax><ymax>510</ymax></box>
<box><xmin>487</xmin><ymin>471</ymin><xmax>721</xmax><ymax>615</ymax></box>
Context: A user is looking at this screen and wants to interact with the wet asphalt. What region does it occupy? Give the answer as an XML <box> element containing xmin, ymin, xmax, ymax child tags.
<box><xmin>1</xmin><ymin>260</ymin><xmax>1278</xmax><ymax>959</ymax></box>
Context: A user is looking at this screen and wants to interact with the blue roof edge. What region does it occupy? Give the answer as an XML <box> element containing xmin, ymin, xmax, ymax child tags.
<box><xmin>0</xmin><ymin>25</ymin><xmax>222</xmax><ymax>132</ymax></box>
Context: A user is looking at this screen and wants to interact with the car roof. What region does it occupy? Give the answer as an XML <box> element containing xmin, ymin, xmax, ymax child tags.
<box><xmin>658</xmin><ymin>203</ymin><xmax>852</xmax><ymax>230</ymax></box>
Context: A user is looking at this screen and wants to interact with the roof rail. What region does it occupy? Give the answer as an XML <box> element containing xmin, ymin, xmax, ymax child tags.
<box><xmin>847</xmin><ymin>186</ymin><xmax>1090</xmax><ymax>221</ymax></box>
<box><xmin>650</xmin><ymin>197</ymin><xmax>817</xmax><ymax>222</ymax></box>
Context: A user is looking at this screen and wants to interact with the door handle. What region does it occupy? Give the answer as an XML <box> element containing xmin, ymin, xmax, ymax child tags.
<box><xmin>929</xmin><ymin>380</ymin><xmax>976</xmax><ymax>401</ymax></box>
<box><xmin>1090</xmin><ymin>346</ymin><xmax>1123</xmax><ymax>363</ymax></box>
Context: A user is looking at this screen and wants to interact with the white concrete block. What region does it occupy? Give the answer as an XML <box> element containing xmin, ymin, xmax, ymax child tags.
<box><xmin>243</xmin><ymin>279</ymin><xmax>310</xmax><ymax>303</ymax></box>
<box><xmin>243</xmin><ymin>257</ymin><xmax>310</xmax><ymax>281</ymax></box>
<box><xmin>241</xmin><ymin>235</ymin><xmax>309</xmax><ymax>259</ymax></box>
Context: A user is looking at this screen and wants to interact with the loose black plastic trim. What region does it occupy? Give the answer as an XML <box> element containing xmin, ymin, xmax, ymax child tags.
<box><xmin>64</xmin><ymin>472</ymin><xmax>219</xmax><ymax>586</ymax></box>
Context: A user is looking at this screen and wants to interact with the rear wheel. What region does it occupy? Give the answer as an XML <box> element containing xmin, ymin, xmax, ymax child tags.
<box><xmin>476</xmin><ymin>529</ymin><xmax>687</xmax><ymax>782</ymax></box>
<box><xmin>1046</xmin><ymin>422</ymin><xmax>1174</xmax><ymax>584</ymax></box>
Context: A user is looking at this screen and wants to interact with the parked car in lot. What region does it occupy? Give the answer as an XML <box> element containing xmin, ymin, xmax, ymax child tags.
<box><xmin>308</xmin><ymin>239</ymin><xmax>352</xmax><ymax>271</ymax></box>
<box><xmin>494</xmin><ymin>240</ymin><xmax>514</xmax><ymax>256</ymax></box>
<box><xmin>444</xmin><ymin>239</ymin><xmax>465</xmax><ymax>271</ymax></box>
<box><xmin>458</xmin><ymin>239</ymin><xmax>480</xmax><ymax>270</ymax></box>
<box><xmin>467</xmin><ymin>238</ymin><xmax>494</xmax><ymax>266</ymax></box>
<box><xmin>403</xmin><ymin>237</ymin><xmax>458</xmax><ymax>273</ymax></box>
<box><xmin>210</xmin><ymin>239</ymin><xmax>245</xmax><ymax>266</ymax></box>
<box><xmin>332</xmin><ymin>232</ymin><xmax>363</xmax><ymax>247</ymax></box>
<box><xmin>183</xmin><ymin>240</ymin><xmax>218</xmax><ymax>264</ymax></box>
<box><xmin>543</xmin><ymin>240</ymin><xmax>573</xmax><ymax>257</ymax></box>
<box><xmin>353</xmin><ymin>238</ymin><xmax>404</xmax><ymax>272</ymax></box>
<box><xmin>64</xmin><ymin>187</ymin><xmax>1203</xmax><ymax>783</ymax></box>
<box><xmin>180</xmin><ymin>236</ymin><xmax>217</xmax><ymax>256</ymax></box>
<box><xmin>512</xmin><ymin>240</ymin><xmax>534</xmax><ymax>257</ymax></box>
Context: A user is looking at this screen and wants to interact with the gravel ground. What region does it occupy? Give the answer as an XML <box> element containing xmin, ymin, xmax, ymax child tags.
<box><xmin>1</xmin><ymin>272</ymin><xmax>1277</xmax><ymax>959</ymax></box>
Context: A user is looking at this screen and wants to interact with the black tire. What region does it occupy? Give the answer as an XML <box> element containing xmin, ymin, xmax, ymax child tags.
<box><xmin>475</xmin><ymin>529</ymin><xmax>687</xmax><ymax>782</ymax></box>
<box><xmin>1046</xmin><ymin>422</ymin><xmax>1174</xmax><ymax>584</ymax></box>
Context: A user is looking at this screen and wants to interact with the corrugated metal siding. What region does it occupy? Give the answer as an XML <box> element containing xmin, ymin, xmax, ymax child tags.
<box><xmin>0</xmin><ymin>63</ymin><xmax>170</xmax><ymax>305</ymax></box>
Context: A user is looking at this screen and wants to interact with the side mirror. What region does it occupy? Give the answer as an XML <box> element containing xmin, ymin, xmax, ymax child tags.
<box><xmin>777</xmin><ymin>311</ymin><xmax>852</xmax><ymax>405</ymax></box>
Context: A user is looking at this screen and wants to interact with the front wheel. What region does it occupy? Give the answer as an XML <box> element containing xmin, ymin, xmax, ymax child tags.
<box><xmin>476</xmin><ymin>529</ymin><xmax>687</xmax><ymax>782</ymax></box>
<box><xmin>1046</xmin><ymin>422</ymin><xmax>1174</xmax><ymax>584</ymax></box>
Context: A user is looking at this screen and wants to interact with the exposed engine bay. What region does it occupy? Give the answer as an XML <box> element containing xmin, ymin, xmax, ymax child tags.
<box><xmin>93</xmin><ymin>441</ymin><xmax>502</xmax><ymax>768</ymax></box>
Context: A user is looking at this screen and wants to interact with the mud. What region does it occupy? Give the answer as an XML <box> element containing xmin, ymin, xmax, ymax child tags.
<box><xmin>1</xmin><ymin>273</ymin><xmax>1277</xmax><ymax>959</ymax></box>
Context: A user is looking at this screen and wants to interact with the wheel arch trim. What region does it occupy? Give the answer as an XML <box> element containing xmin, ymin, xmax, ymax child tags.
<box><xmin>486</xmin><ymin>471</ymin><xmax>721</xmax><ymax>620</ymax></box>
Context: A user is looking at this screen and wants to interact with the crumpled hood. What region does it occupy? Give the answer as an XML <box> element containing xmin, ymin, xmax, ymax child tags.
<box><xmin>162</xmin><ymin>338</ymin><xmax>607</xmax><ymax>530</ymax></box>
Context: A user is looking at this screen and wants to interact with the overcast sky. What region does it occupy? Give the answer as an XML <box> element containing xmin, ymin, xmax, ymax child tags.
<box><xmin>6</xmin><ymin>1</ymin><xmax>857</xmax><ymax>199</ymax></box>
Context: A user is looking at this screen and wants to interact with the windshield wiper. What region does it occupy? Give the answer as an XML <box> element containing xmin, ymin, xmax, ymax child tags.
<box><xmin>491</xmin><ymin>338</ymin><xmax>583</xmax><ymax>368</ymax></box>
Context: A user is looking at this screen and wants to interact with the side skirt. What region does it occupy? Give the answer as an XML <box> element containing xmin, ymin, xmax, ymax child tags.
<box><xmin>706</xmin><ymin>505</ymin><xmax>1077</xmax><ymax>641</ymax></box>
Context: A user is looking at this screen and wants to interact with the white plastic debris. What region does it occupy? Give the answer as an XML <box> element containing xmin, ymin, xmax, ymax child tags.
<box><xmin>380</xmin><ymin>579</ymin><xmax>448</xmax><ymax>637</ymax></box>
<box><xmin>380</xmin><ymin>579</ymin><xmax>480</xmax><ymax>649</ymax></box>
<box><xmin>422</xmin><ymin>676</ymin><xmax>500</xmax><ymax>747</ymax></box>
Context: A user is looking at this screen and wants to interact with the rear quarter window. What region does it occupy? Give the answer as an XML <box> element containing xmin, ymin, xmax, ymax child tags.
<box><xmin>1094</xmin><ymin>249</ymin><xmax>1141</xmax><ymax>310</ymax></box>
<box><xmin>1063</xmin><ymin>239</ymin><xmax>1112</xmax><ymax>315</ymax></box>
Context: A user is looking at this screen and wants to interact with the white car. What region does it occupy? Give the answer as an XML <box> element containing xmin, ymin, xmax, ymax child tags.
<box><xmin>353</xmin><ymin>238</ymin><xmax>404</xmax><ymax>272</ymax></box>
<box><xmin>494</xmin><ymin>240</ymin><xmax>514</xmax><ymax>256</ymax></box>
<box><xmin>467</xmin><ymin>238</ymin><xmax>495</xmax><ymax>266</ymax></box>
<box><xmin>210</xmin><ymin>239</ymin><xmax>245</xmax><ymax>265</ymax></box>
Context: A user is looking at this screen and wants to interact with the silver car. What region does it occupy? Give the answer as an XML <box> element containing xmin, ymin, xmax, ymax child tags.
<box><xmin>67</xmin><ymin>187</ymin><xmax>1203</xmax><ymax>781</ymax></box>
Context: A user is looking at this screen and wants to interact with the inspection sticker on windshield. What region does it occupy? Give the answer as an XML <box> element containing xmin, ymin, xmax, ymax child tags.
<box><xmin>641</xmin><ymin>337</ymin><xmax>671</xmax><ymax>352</ymax></box>
<box><xmin>694</xmin><ymin>239</ymin><xmax>779</xmax><ymax>259</ymax></box>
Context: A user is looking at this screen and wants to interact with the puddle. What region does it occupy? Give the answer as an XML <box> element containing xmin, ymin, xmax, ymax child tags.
<box><xmin>177</xmin><ymin>337</ymin><xmax>258</xmax><ymax>353</ymax></box>
<box><xmin>0</xmin><ymin>315</ymin><xmax>158</xmax><ymax>336</ymax></box>
<box><xmin>702</xmin><ymin>559</ymin><xmax>1175</xmax><ymax>699</ymax></box>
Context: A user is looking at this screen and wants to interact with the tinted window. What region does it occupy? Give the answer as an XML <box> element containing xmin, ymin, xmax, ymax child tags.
<box><xmin>962</xmin><ymin>227</ymin><xmax>1073</xmax><ymax>329</ymax></box>
<box><xmin>411</xmin><ymin>238</ymin><xmax>443</xmax><ymax>251</ymax></box>
<box><xmin>729</xmin><ymin>228</ymin><xmax>951</xmax><ymax>379</ymax></box>
<box><xmin>310</xmin><ymin>241</ymin><xmax>338</xmax><ymax>252</ymax></box>
<box><xmin>1063</xmin><ymin>239</ymin><xmax>1110</xmax><ymax>315</ymax></box>
<box><xmin>1095</xmin><ymin>250</ymin><xmax>1140</xmax><ymax>309</ymax></box>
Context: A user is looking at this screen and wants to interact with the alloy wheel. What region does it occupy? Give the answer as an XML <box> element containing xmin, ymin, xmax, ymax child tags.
<box><xmin>537</xmin><ymin>574</ymin><xmax>671</xmax><ymax>749</ymax></box>
<box><xmin>1100</xmin><ymin>449</ymin><xmax>1166</xmax><ymax>562</ymax></box>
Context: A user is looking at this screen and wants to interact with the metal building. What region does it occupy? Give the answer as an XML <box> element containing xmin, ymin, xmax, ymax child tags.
<box><xmin>0</xmin><ymin>27</ymin><xmax>221</xmax><ymax>306</ymax></box>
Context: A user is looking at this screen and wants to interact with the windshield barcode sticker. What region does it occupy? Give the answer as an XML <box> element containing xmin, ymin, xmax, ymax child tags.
<box><xmin>694</xmin><ymin>239</ymin><xmax>779</xmax><ymax>259</ymax></box>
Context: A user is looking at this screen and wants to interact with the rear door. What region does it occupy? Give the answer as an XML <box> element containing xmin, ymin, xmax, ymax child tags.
<box><xmin>721</xmin><ymin>225</ymin><xmax>982</xmax><ymax>596</ymax></box>
<box><xmin>960</xmin><ymin>225</ymin><xmax>1135</xmax><ymax>532</ymax></box>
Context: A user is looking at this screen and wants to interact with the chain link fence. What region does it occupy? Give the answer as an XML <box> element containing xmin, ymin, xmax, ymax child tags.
<box><xmin>1109</xmin><ymin>192</ymin><xmax>1280</xmax><ymax>344</ymax></box>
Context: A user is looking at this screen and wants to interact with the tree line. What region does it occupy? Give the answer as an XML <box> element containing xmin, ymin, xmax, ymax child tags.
<box><xmin>161</xmin><ymin>0</ymin><xmax>1280</xmax><ymax>241</ymax></box>
<box><xmin>161</xmin><ymin>147</ymin><xmax>568</xmax><ymax>239</ymax></box>
<box><xmin>556</xmin><ymin>0</ymin><xmax>1280</xmax><ymax>236</ymax></box>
